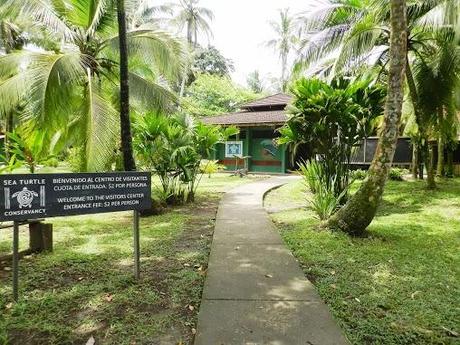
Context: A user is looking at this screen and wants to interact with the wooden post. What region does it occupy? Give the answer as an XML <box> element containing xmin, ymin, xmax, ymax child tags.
<box><xmin>29</xmin><ymin>222</ymin><xmax>53</xmax><ymax>253</ymax></box>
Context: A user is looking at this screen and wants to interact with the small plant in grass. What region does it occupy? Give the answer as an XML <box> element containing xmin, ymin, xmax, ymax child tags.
<box><xmin>200</xmin><ymin>160</ymin><xmax>226</xmax><ymax>178</ymax></box>
<box><xmin>350</xmin><ymin>169</ymin><xmax>367</xmax><ymax>180</ymax></box>
<box><xmin>299</xmin><ymin>160</ymin><xmax>350</xmax><ymax>220</ymax></box>
<box><xmin>389</xmin><ymin>167</ymin><xmax>409</xmax><ymax>181</ymax></box>
<box><xmin>309</xmin><ymin>182</ymin><xmax>348</xmax><ymax>221</ymax></box>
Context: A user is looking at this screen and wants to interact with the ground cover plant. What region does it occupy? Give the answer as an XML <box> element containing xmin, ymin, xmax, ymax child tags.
<box><xmin>265</xmin><ymin>178</ymin><xmax>460</xmax><ymax>344</ymax></box>
<box><xmin>0</xmin><ymin>173</ymin><xmax>262</xmax><ymax>345</ymax></box>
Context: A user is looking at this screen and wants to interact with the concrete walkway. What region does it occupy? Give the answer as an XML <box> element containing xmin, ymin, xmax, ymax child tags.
<box><xmin>194</xmin><ymin>177</ymin><xmax>348</xmax><ymax>345</ymax></box>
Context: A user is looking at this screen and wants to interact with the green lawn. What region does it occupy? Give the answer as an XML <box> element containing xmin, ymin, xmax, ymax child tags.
<box><xmin>266</xmin><ymin>178</ymin><xmax>460</xmax><ymax>345</ymax></box>
<box><xmin>0</xmin><ymin>173</ymin><xmax>262</xmax><ymax>345</ymax></box>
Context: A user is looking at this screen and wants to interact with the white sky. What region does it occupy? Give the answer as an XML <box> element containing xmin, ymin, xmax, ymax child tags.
<box><xmin>195</xmin><ymin>0</ymin><xmax>315</xmax><ymax>87</ymax></box>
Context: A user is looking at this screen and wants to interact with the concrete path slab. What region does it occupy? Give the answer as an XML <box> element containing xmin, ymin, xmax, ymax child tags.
<box><xmin>194</xmin><ymin>177</ymin><xmax>348</xmax><ymax>345</ymax></box>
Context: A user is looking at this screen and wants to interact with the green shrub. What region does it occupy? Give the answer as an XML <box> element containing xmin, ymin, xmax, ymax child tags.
<box><xmin>43</xmin><ymin>157</ymin><xmax>60</xmax><ymax>168</ymax></box>
<box><xmin>66</xmin><ymin>147</ymin><xmax>85</xmax><ymax>172</ymax></box>
<box><xmin>298</xmin><ymin>160</ymin><xmax>323</xmax><ymax>193</ymax></box>
<box><xmin>200</xmin><ymin>160</ymin><xmax>225</xmax><ymax>177</ymax></box>
<box><xmin>389</xmin><ymin>168</ymin><xmax>409</xmax><ymax>181</ymax></box>
<box><xmin>299</xmin><ymin>160</ymin><xmax>349</xmax><ymax>220</ymax></box>
<box><xmin>350</xmin><ymin>169</ymin><xmax>367</xmax><ymax>180</ymax></box>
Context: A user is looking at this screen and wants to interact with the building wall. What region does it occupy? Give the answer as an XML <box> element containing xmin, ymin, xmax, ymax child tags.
<box><xmin>214</xmin><ymin>127</ymin><xmax>287</xmax><ymax>174</ymax></box>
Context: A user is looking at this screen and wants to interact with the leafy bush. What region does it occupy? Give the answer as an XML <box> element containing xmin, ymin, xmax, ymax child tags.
<box><xmin>309</xmin><ymin>183</ymin><xmax>348</xmax><ymax>221</ymax></box>
<box><xmin>299</xmin><ymin>160</ymin><xmax>349</xmax><ymax>220</ymax></box>
<box><xmin>200</xmin><ymin>160</ymin><xmax>225</xmax><ymax>177</ymax></box>
<box><xmin>279</xmin><ymin>76</ymin><xmax>385</xmax><ymax>198</ymax></box>
<box><xmin>66</xmin><ymin>147</ymin><xmax>85</xmax><ymax>172</ymax></box>
<box><xmin>134</xmin><ymin>113</ymin><xmax>238</xmax><ymax>204</ymax></box>
<box><xmin>298</xmin><ymin>160</ymin><xmax>323</xmax><ymax>193</ymax></box>
<box><xmin>43</xmin><ymin>157</ymin><xmax>60</xmax><ymax>168</ymax></box>
<box><xmin>350</xmin><ymin>169</ymin><xmax>367</xmax><ymax>180</ymax></box>
<box><xmin>389</xmin><ymin>168</ymin><xmax>409</xmax><ymax>181</ymax></box>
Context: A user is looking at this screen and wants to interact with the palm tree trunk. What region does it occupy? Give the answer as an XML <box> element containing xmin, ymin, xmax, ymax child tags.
<box><xmin>436</xmin><ymin>108</ymin><xmax>444</xmax><ymax>177</ymax></box>
<box><xmin>281</xmin><ymin>52</ymin><xmax>287</xmax><ymax>92</ymax></box>
<box><xmin>412</xmin><ymin>143</ymin><xmax>418</xmax><ymax>179</ymax></box>
<box><xmin>446</xmin><ymin>148</ymin><xmax>454</xmax><ymax>177</ymax></box>
<box><xmin>437</xmin><ymin>135</ymin><xmax>444</xmax><ymax>177</ymax></box>
<box><xmin>421</xmin><ymin>140</ymin><xmax>435</xmax><ymax>188</ymax></box>
<box><xmin>405</xmin><ymin>59</ymin><xmax>432</xmax><ymax>185</ymax></box>
<box><xmin>117</xmin><ymin>0</ymin><xmax>136</xmax><ymax>171</ymax></box>
<box><xmin>326</xmin><ymin>0</ymin><xmax>407</xmax><ymax>235</ymax></box>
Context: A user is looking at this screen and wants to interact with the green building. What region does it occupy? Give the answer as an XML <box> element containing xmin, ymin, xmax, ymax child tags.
<box><xmin>203</xmin><ymin>93</ymin><xmax>292</xmax><ymax>174</ymax></box>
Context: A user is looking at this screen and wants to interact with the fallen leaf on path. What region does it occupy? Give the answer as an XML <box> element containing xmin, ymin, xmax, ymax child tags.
<box><xmin>265</xmin><ymin>274</ymin><xmax>273</xmax><ymax>278</ymax></box>
<box><xmin>86</xmin><ymin>336</ymin><xmax>95</xmax><ymax>345</ymax></box>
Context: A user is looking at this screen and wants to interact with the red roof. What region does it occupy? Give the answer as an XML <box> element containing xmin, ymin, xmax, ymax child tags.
<box><xmin>202</xmin><ymin>110</ymin><xmax>287</xmax><ymax>126</ymax></box>
<box><xmin>240</xmin><ymin>93</ymin><xmax>292</xmax><ymax>110</ymax></box>
<box><xmin>201</xmin><ymin>93</ymin><xmax>292</xmax><ymax>126</ymax></box>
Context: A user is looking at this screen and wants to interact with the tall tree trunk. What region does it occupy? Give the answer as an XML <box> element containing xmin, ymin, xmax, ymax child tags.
<box><xmin>446</xmin><ymin>148</ymin><xmax>454</xmax><ymax>177</ymax></box>
<box><xmin>117</xmin><ymin>0</ymin><xmax>136</xmax><ymax>171</ymax></box>
<box><xmin>437</xmin><ymin>135</ymin><xmax>444</xmax><ymax>177</ymax></box>
<box><xmin>436</xmin><ymin>108</ymin><xmax>444</xmax><ymax>177</ymax></box>
<box><xmin>411</xmin><ymin>142</ymin><xmax>418</xmax><ymax>179</ymax></box>
<box><xmin>326</xmin><ymin>0</ymin><xmax>407</xmax><ymax>235</ymax></box>
<box><xmin>426</xmin><ymin>142</ymin><xmax>436</xmax><ymax>189</ymax></box>
<box><xmin>281</xmin><ymin>52</ymin><xmax>287</xmax><ymax>92</ymax></box>
<box><xmin>406</xmin><ymin>61</ymin><xmax>433</xmax><ymax>185</ymax></box>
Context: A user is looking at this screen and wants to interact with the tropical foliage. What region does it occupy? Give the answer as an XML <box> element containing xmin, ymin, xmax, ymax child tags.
<box><xmin>279</xmin><ymin>76</ymin><xmax>386</xmax><ymax>198</ymax></box>
<box><xmin>181</xmin><ymin>73</ymin><xmax>259</xmax><ymax>117</ymax></box>
<box><xmin>265</xmin><ymin>8</ymin><xmax>300</xmax><ymax>91</ymax></box>
<box><xmin>134</xmin><ymin>112</ymin><xmax>238</xmax><ymax>203</ymax></box>
<box><xmin>193</xmin><ymin>45</ymin><xmax>234</xmax><ymax>77</ymax></box>
<box><xmin>0</xmin><ymin>0</ymin><xmax>186</xmax><ymax>172</ymax></box>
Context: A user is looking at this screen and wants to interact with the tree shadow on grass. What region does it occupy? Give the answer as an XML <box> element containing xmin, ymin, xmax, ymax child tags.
<box><xmin>373</xmin><ymin>179</ymin><xmax>460</xmax><ymax>216</ymax></box>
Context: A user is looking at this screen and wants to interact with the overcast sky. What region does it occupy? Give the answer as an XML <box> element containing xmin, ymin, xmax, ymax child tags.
<box><xmin>195</xmin><ymin>0</ymin><xmax>316</xmax><ymax>87</ymax></box>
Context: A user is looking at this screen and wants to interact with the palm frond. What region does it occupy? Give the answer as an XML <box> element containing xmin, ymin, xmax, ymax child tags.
<box><xmin>128</xmin><ymin>72</ymin><xmax>177</xmax><ymax>112</ymax></box>
<box><xmin>103</xmin><ymin>28</ymin><xmax>186</xmax><ymax>82</ymax></box>
<box><xmin>83</xmin><ymin>72</ymin><xmax>119</xmax><ymax>171</ymax></box>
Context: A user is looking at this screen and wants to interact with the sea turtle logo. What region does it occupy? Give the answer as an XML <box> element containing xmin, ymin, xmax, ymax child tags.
<box><xmin>12</xmin><ymin>187</ymin><xmax>38</xmax><ymax>209</ymax></box>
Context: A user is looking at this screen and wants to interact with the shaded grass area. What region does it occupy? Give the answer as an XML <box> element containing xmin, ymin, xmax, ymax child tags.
<box><xmin>267</xmin><ymin>178</ymin><xmax>460</xmax><ymax>345</ymax></box>
<box><xmin>0</xmin><ymin>173</ymin><xmax>259</xmax><ymax>345</ymax></box>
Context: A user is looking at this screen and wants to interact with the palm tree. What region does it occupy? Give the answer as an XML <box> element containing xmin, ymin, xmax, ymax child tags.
<box><xmin>327</xmin><ymin>0</ymin><xmax>408</xmax><ymax>235</ymax></box>
<box><xmin>166</xmin><ymin>0</ymin><xmax>214</xmax><ymax>47</ymax></box>
<box><xmin>413</xmin><ymin>31</ymin><xmax>460</xmax><ymax>180</ymax></box>
<box><xmin>117</xmin><ymin>0</ymin><xmax>136</xmax><ymax>171</ymax></box>
<box><xmin>297</xmin><ymin>0</ymin><xmax>459</xmax><ymax>188</ymax></box>
<box><xmin>0</xmin><ymin>0</ymin><xmax>186</xmax><ymax>172</ymax></box>
<box><xmin>265</xmin><ymin>8</ymin><xmax>298</xmax><ymax>92</ymax></box>
<box><xmin>163</xmin><ymin>0</ymin><xmax>214</xmax><ymax>96</ymax></box>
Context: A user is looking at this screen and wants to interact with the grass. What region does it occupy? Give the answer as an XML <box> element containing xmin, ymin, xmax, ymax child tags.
<box><xmin>266</xmin><ymin>178</ymin><xmax>460</xmax><ymax>345</ymax></box>
<box><xmin>0</xmin><ymin>173</ymin><xmax>261</xmax><ymax>345</ymax></box>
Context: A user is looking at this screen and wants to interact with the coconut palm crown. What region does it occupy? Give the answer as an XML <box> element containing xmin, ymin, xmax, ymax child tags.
<box><xmin>0</xmin><ymin>0</ymin><xmax>187</xmax><ymax>171</ymax></box>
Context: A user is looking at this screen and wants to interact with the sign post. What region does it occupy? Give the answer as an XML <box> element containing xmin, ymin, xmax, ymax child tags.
<box><xmin>12</xmin><ymin>221</ymin><xmax>19</xmax><ymax>301</ymax></box>
<box><xmin>133</xmin><ymin>210</ymin><xmax>140</xmax><ymax>280</ymax></box>
<box><xmin>0</xmin><ymin>172</ymin><xmax>152</xmax><ymax>302</ymax></box>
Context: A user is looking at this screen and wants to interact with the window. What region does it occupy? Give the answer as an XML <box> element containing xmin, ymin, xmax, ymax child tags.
<box><xmin>225</xmin><ymin>141</ymin><xmax>243</xmax><ymax>158</ymax></box>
